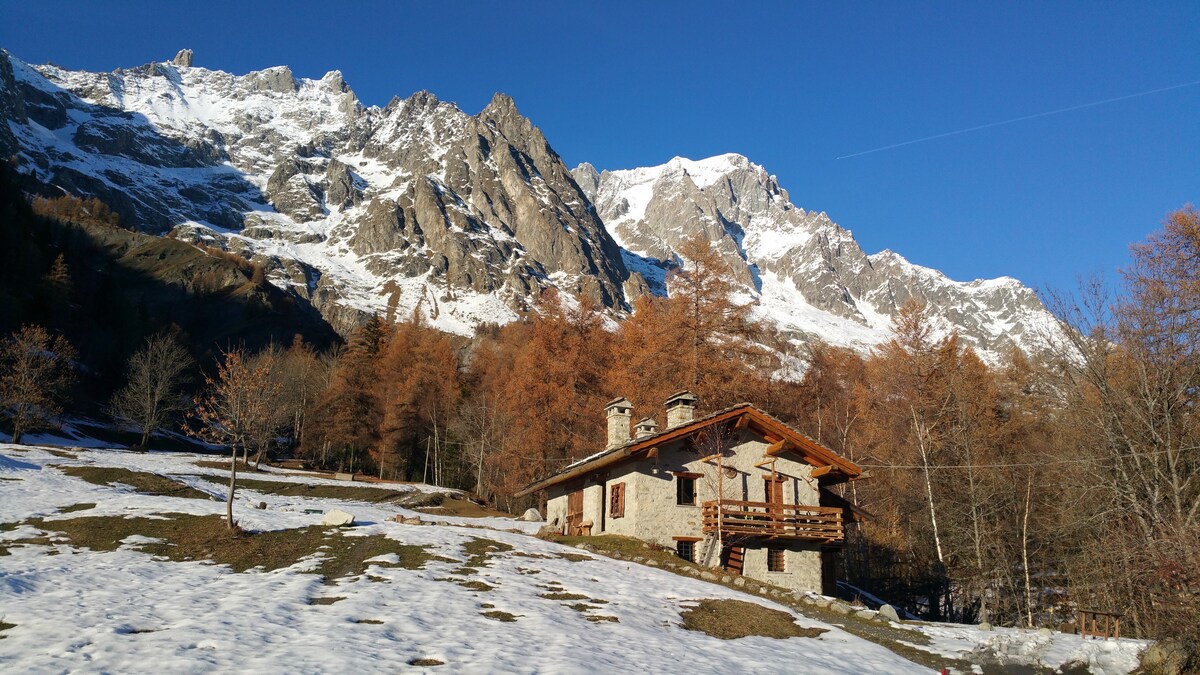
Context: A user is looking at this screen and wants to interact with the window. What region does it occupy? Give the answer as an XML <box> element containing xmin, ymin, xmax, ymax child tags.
<box><xmin>767</xmin><ymin>547</ymin><xmax>786</xmax><ymax>572</ymax></box>
<box><xmin>675</xmin><ymin>475</ymin><xmax>697</xmax><ymax>506</ymax></box>
<box><xmin>676</xmin><ymin>540</ymin><xmax>695</xmax><ymax>563</ymax></box>
<box><xmin>609</xmin><ymin>482</ymin><xmax>625</xmax><ymax>518</ymax></box>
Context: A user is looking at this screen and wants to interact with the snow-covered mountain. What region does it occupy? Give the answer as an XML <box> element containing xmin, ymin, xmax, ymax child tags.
<box><xmin>0</xmin><ymin>49</ymin><xmax>632</xmax><ymax>334</ymax></box>
<box><xmin>574</xmin><ymin>154</ymin><xmax>1059</xmax><ymax>357</ymax></box>
<box><xmin>0</xmin><ymin>49</ymin><xmax>1057</xmax><ymax>359</ymax></box>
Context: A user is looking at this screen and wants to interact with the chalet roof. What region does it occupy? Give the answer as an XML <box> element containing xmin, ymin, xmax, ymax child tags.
<box><xmin>514</xmin><ymin>403</ymin><xmax>864</xmax><ymax>497</ymax></box>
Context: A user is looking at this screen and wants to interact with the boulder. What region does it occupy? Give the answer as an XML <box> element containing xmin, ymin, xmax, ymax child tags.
<box><xmin>320</xmin><ymin>509</ymin><xmax>355</xmax><ymax>527</ymax></box>
<box><xmin>732</xmin><ymin>577</ymin><xmax>747</xmax><ymax>587</ymax></box>
<box><xmin>854</xmin><ymin>609</ymin><xmax>878</xmax><ymax>620</ymax></box>
<box><xmin>394</xmin><ymin>491</ymin><xmax>444</xmax><ymax>508</ymax></box>
<box><xmin>1036</xmin><ymin>627</ymin><xmax>1053</xmax><ymax>638</ymax></box>
<box><xmin>699</xmin><ymin>571</ymin><xmax>718</xmax><ymax>582</ymax></box>
<box><xmin>1138</xmin><ymin>638</ymin><xmax>1194</xmax><ymax>675</ymax></box>
<box><xmin>878</xmin><ymin>604</ymin><xmax>901</xmax><ymax>622</ymax></box>
<box><xmin>518</xmin><ymin>508</ymin><xmax>543</xmax><ymax>522</ymax></box>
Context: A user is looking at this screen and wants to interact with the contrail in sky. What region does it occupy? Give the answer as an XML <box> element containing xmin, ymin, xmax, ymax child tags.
<box><xmin>836</xmin><ymin>79</ymin><xmax>1200</xmax><ymax>160</ymax></box>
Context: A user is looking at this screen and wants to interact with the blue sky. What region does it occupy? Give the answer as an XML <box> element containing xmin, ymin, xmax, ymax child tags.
<box><xmin>3</xmin><ymin>1</ymin><xmax>1197</xmax><ymax>293</ymax></box>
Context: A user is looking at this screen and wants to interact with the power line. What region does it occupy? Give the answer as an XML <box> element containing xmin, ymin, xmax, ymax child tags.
<box><xmin>837</xmin><ymin>79</ymin><xmax>1200</xmax><ymax>160</ymax></box>
<box><xmin>858</xmin><ymin>446</ymin><xmax>1189</xmax><ymax>470</ymax></box>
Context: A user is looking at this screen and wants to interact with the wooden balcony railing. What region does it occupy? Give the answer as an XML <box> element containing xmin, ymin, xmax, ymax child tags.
<box><xmin>702</xmin><ymin>500</ymin><xmax>844</xmax><ymax>543</ymax></box>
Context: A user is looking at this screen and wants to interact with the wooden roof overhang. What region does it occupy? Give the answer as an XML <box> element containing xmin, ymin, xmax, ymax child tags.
<box><xmin>514</xmin><ymin>403</ymin><xmax>864</xmax><ymax>497</ymax></box>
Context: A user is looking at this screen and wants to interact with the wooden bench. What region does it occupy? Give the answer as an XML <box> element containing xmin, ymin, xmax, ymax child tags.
<box><xmin>1079</xmin><ymin>610</ymin><xmax>1120</xmax><ymax>639</ymax></box>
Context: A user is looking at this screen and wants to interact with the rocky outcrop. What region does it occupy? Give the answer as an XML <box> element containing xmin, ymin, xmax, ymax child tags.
<box><xmin>575</xmin><ymin>154</ymin><xmax>1059</xmax><ymax>358</ymax></box>
<box><xmin>0</xmin><ymin>49</ymin><xmax>1055</xmax><ymax>359</ymax></box>
<box><xmin>0</xmin><ymin>51</ymin><xmax>632</xmax><ymax>333</ymax></box>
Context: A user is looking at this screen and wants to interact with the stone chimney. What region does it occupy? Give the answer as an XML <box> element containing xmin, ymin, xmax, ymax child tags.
<box><xmin>634</xmin><ymin>417</ymin><xmax>659</xmax><ymax>438</ymax></box>
<box><xmin>605</xmin><ymin>397</ymin><xmax>633</xmax><ymax>448</ymax></box>
<box><xmin>665</xmin><ymin>391</ymin><xmax>698</xmax><ymax>429</ymax></box>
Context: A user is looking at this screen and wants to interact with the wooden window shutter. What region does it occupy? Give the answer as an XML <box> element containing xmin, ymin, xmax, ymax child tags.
<box><xmin>609</xmin><ymin>482</ymin><xmax>625</xmax><ymax>518</ymax></box>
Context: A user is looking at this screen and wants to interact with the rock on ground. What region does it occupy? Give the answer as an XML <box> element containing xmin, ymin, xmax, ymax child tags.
<box><xmin>320</xmin><ymin>509</ymin><xmax>355</xmax><ymax>527</ymax></box>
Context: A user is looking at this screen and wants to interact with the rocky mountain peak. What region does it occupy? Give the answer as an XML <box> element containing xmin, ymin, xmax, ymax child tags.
<box><xmin>578</xmin><ymin>154</ymin><xmax>1060</xmax><ymax>360</ymax></box>
<box><xmin>0</xmin><ymin>49</ymin><xmax>1057</xmax><ymax>361</ymax></box>
<box><xmin>172</xmin><ymin>49</ymin><xmax>193</xmax><ymax>67</ymax></box>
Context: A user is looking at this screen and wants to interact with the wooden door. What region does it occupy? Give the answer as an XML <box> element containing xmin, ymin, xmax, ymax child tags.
<box><xmin>721</xmin><ymin>545</ymin><xmax>745</xmax><ymax>575</ymax></box>
<box><xmin>566</xmin><ymin>489</ymin><xmax>584</xmax><ymax>536</ymax></box>
<box><xmin>764</xmin><ymin>476</ymin><xmax>784</xmax><ymax>507</ymax></box>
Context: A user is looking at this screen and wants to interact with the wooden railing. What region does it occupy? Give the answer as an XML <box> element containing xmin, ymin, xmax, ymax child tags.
<box><xmin>702</xmin><ymin>500</ymin><xmax>844</xmax><ymax>543</ymax></box>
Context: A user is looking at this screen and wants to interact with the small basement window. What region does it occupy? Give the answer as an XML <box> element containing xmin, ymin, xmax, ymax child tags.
<box><xmin>676</xmin><ymin>540</ymin><xmax>695</xmax><ymax>563</ymax></box>
<box><xmin>676</xmin><ymin>475</ymin><xmax>696</xmax><ymax>506</ymax></box>
<box><xmin>767</xmin><ymin>547</ymin><xmax>786</xmax><ymax>572</ymax></box>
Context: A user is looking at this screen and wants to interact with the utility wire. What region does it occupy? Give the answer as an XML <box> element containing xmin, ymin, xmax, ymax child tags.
<box><xmin>837</xmin><ymin>79</ymin><xmax>1200</xmax><ymax>159</ymax></box>
<box><xmin>858</xmin><ymin>446</ymin><xmax>1188</xmax><ymax>470</ymax></box>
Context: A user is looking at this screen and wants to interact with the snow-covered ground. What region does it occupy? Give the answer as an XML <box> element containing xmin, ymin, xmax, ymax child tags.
<box><xmin>907</xmin><ymin>622</ymin><xmax>1150</xmax><ymax>675</ymax></box>
<box><xmin>1</xmin><ymin>444</ymin><xmax>935</xmax><ymax>674</ymax></box>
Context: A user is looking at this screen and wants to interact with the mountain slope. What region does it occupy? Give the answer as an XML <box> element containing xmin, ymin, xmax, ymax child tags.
<box><xmin>574</xmin><ymin>154</ymin><xmax>1058</xmax><ymax>358</ymax></box>
<box><xmin>0</xmin><ymin>49</ymin><xmax>1058</xmax><ymax>361</ymax></box>
<box><xmin>0</xmin><ymin>49</ymin><xmax>633</xmax><ymax>334</ymax></box>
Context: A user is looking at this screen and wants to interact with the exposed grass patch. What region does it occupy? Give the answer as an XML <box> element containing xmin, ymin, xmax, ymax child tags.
<box><xmin>550</xmin><ymin>534</ymin><xmax>685</xmax><ymax>567</ymax></box>
<box><xmin>457</xmin><ymin>537</ymin><xmax>513</xmax><ymax>571</ymax></box>
<box><xmin>586</xmin><ymin>615</ymin><xmax>619</xmax><ymax>623</ymax></box>
<box><xmin>46</xmin><ymin>449</ymin><xmax>78</xmax><ymax>459</ymax></box>
<box><xmin>0</xmin><ymin>620</ymin><xmax>14</xmax><ymax>637</ymax></box>
<box><xmin>539</xmin><ymin>592</ymin><xmax>589</xmax><ymax>601</ymax></box>
<box><xmin>26</xmin><ymin>513</ymin><xmax>439</xmax><ymax>583</ymax></box>
<box><xmin>318</xmin><ymin>535</ymin><xmax>442</xmax><ymax>582</ymax></box>
<box><xmin>194</xmin><ymin>460</ymin><xmax>263</xmax><ymax>472</ymax></box>
<box><xmin>354</xmin><ymin>619</ymin><xmax>384</xmax><ymax>625</ymax></box>
<box><xmin>680</xmin><ymin>599</ymin><xmax>828</xmax><ymax>640</ymax></box>
<box><xmin>457</xmin><ymin>580</ymin><xmax>495</xmax><ymax>592</ymax></box>
<box><xmin>568</xmin><ymin>603</ymin><xmax>603</xmax><ymax>613</ymax></box>
<box><xmin>512</xmin><ymin>551</ymin><xmax>554</xmax><ymax>559</ymax></box>
<box><xmin>308</xmin><ymin>596</ymin><xmax>345</xmax><ymax>605</ymax></box>
<box><xmin>194</xmin><ymin>475</ymin><xmax>410</xmax><ymax>503</ymax></box>
<box><xmin>0</xmin><ymin>477</ymin><xmax>20</xmax><ymax>481</ymax></box>
<box><xmin>58</xmin><ymin>503</ymin><xmax>96</xmax><ymax>514</ymax></box>
<box><xmin>481</xmin><ymin>610</ymin><xmax>518</xmax><ymax>622</ymax></box>
<box><xmin>589</xmin><ymin>598</ymin><xmax>610</xmax><ymax>604</ymax></box>
<box><xmin>408</xmin><ymin>658</ymin><xmax>444</xmax><ymax>666</ymax></box>
<box><xmin>416</xmin><ymin>495</ymin><xmax>513</xmax><ymax>519</ymax></box>
<box><xmin>60</xmin><ymin>466</ymin><xmax>212</xmax><ymax>500</ymax></box>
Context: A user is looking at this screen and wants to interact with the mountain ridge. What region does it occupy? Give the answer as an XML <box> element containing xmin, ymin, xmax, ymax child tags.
<box><xmin>0</xmin><ymin>48</ymin><xmax>1057</xmax><ymax>360</ymax></box>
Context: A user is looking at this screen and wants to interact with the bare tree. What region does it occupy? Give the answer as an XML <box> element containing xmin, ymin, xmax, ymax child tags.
<box><xmin>109</xmin><ymin>333</ymin><xmax>193</xmax><ymax>450</ymax></box>
<box><xmin>0</xmin><ymin>325</ymin><xmax>76</xmax><ymax>444</ymax></box>
<box><xmin>186</xmin><ymin>348</ymin><xmax>280</xmax><ymax>531</ymax></box>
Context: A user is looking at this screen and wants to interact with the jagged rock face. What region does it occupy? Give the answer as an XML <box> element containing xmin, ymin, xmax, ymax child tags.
<box><xmin>574</xmin><ymin>155</ymin><xmax>1059</xmax><ymax>359</ymax></box>
<box><xmin>0</xmin><ymin>48</ymin><xmax>1056</xmax><ymax>360</ymax></box>
<box><xmin>0</xmin><ymin>50</ymin><xmax>630</xmax><ymax>334</ymax></box>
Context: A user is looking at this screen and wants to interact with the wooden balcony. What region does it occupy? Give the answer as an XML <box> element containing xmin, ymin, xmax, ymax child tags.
<box><xmin>702</xmin><ymin>500</ymin><xmax>844</xmax><ymax>543</ymax></box>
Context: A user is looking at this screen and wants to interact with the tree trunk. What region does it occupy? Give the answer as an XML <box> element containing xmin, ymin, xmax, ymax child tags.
<box><xmin>227</xmin><ymin>444</ymin><xmax>238</xmax><ymax>531</ymax></box>
<box><xmin>1022</xmin><ymin>475</ymin><xmax>1035</xmax><ymax>628</ymax></box>
<box><xmin>139</xmin><ymin>427</ymin><xmax>151</xmax><ymax>451</ymax></box>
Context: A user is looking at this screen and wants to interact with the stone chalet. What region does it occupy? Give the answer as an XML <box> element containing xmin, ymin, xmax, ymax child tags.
<box><xmin>517</xmin><ymin>391</ymin><xmax>868</xmax><ymax>594</ymax></box>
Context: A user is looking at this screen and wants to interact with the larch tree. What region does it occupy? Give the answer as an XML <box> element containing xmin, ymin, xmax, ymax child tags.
<box><xmin>0</xmin><ymin>324</ymin><xmax>76</xmax><ymax>444</ymax></box>
<box><xmin>108</xmin><ymin>332</ymin><xmax>194</xmax><ymax>450</ymax></box>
